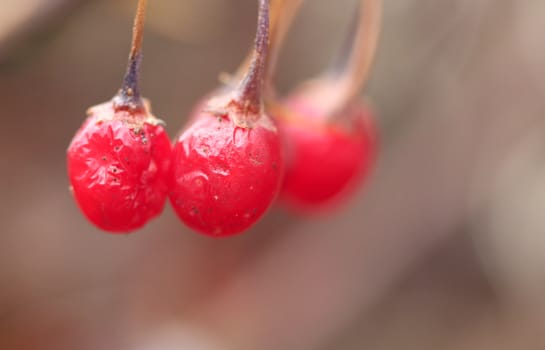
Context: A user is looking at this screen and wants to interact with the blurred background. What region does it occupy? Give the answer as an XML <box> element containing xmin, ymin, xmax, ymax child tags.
<box><xmin>1</xmin><ymin>0</ymin><xmax>545</xmax><ymax>349</ymax></box>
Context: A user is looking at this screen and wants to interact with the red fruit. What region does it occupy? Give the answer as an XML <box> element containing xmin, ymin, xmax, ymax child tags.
<box><xmin>266</xmin><ymin>0</ymin><xmax>381</xmax><ymax>214</ymax></box>
<box><xmin>170</xmin><ymin>0</ymin><xmax>283</xmax><ymax>237</ymax></box>
<box><xmin>68</xmin><ymin>102</ymin><xmax>171</xmax><ymax>233</ymax></box>
<box><xmin>170</xmin><ymin>110</ymin><xmax>282</xmax><ymax>237</ymax></box>
<box><xmin>275</xmin><ymin>97</ymin><xmax>377</xmax><ymax>213</ymax></box>
<box><xmin>67</xmin><ymin>0</ymin><xmax>171</xmax><ymax>233</ymax></box>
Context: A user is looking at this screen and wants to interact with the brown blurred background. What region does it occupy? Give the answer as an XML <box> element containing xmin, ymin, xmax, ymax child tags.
<box><xmin>1</xmin><ymin>0</ymin><xmax>545</xmax><ymax>349</ymax></box>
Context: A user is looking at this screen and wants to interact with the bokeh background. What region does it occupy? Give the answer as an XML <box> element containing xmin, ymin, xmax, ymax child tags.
<box><xmin>1</xmin><ymin>0</ymin><xmax>545</xmax><ymax>349</ymax></box>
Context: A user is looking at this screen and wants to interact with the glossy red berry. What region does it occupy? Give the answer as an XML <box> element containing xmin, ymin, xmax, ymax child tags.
<box><xmin>68</xmin><ymin>102</ymin><xmax>171</xmax><ymax>232</ymax></box>
<box><xmin>67</xmin><ymin>0</ymin><xmax>171</xmax><ymax>233</ymax></box>
<box><xmin>170</xmin><ymin>0</ymin><xmax>283</xmax><ymax>237</ymax></box>
<box><xmin>275</xmin><ymin>97</ymin><xmax>376</xmax><ymax>213</ymax></box>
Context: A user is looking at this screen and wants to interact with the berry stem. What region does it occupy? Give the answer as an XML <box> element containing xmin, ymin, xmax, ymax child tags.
<box><xmin>115</xmin><ymin>0</ymin><xmax>148</xmax><ymax>110</ymax></box>
<box><xmin>235</xmin><ymin>0</ymin><xmax>270</xmax><ymax>112</ymax></box>
<box><xmin>330</xmin><ymin>0</ymin><xmax>382</xmax><ymax>103</ymax></box>
<box><xmin>129</xmin><ymin>0</ymin><xmax>147</xmax><ymax>60</ymax></box>
<box><xmin>234</xmin><ymin>0</ymin><xmax>304</xmax><ymax>89</ymax></box>
<box><xmin>288</xmin><ymin>0</ymin><xmax>382</xmax><ymax>118</ymax></box>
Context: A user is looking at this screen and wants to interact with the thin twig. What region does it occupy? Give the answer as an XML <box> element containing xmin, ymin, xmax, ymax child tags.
<box><xmin>234</xmin><ymin>0</ymin><xmax>304</xmax><ymax>88</ymax></box>
<box><xmin>335</xmin><ymin>0</ymin><xmax>382</xmax><ymax>102</ymax></box>
<box><xmin>117</xmin><ymin>0</ymin><xmax>148</xmax><ymax>108</ymax></box>
<box><xmin>289</xmin><ymin>0</ymin><xmax>382</xmax><ymax>117</ymax></box>
<box><xmin>130</xmin><ymin>0</ymin><xmax>147</xmax><ymax>60</ymax></box>
<box><xmin>237</xmin><ymin>0</ymin><xmax>270</xmax><ymax>109</ymax></box>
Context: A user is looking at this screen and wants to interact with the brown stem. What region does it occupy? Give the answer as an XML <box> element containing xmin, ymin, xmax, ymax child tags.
<box><xmin>333</xmin><ymin>0</ymin><xmax>382</xmax><ymax>102</ymax></box>
<box><xmin>129</xmin><ymin>0</ymin><xmax>147</xmax><ymax>60</ymax></box>
<box><xmin>234</xmin><ymin>0</ymin><xmax>304</xmax><ymax>88</ymax></box>
<box><xmin>290</xmin><ymin>0</ymin><xmax>382</xmax><ymax>117</ymax></box>
<box><xmin>236</xmin><ymin>0</ymin><xmax>270</xmax><ymax>109</ymax></box>
<box><xmin>116</xmin><ymin>0</ymin><xmax>148</xmax><ymax>109</ymax></box>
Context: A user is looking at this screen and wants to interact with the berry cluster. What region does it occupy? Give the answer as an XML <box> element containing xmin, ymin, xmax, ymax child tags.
<box><xmin>67</xmin><ymin>0</ymin><xmax>382</xmax><ymax>237</ymax></box>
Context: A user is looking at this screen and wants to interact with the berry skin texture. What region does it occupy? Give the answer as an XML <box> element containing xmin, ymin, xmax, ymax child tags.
<box><xmin>169</xmin><ymin>0</ymin><xmax>280</xmax><ymax>237</ymax></box>
<box><xmin>169</xmin><ymin>111</ymin><xmax>283</xmax><ymax>237</ymax></box>
<box><xmin>276</xmin><ymin>97</ymin><xmax>377</xmax><ymax>213</ymax></box>
<box><xmin>67</xmin><ymin>102</ymin><xmax>171</xmax><ymax>233</ymax></box>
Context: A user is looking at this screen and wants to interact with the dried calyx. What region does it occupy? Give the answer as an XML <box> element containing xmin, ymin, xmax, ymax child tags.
<box><xmin>206</xmin><ymin>0</ymin><xmax>272</xmax><ymax>129</ymax></box>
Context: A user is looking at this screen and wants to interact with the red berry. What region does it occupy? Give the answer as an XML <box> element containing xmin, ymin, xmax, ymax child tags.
<box><xmin>68</xmin><ymin>102</ymin><xmax>171</xmax><ymax>232</ymax></box>
<box><xmin>67</xmin><ymin>0</ymin><xmax>171</xmax><ymax>233</ymax></box>
<box><xmin>170</xmin><ymin>0</ymin><xmax>283</xmax><ymax>237</ymax></box>
<box><xmin>264</xmin><ymin>0</ymin><xmax>382</xmax><ymax>214</ymax></box>
<box><xmin>275</xmin><ymin>97</ymin><xmax>376</xmax><ymax>213</ymax></box>
<box><xmin>170</xmin><ymin>110</ymin><xmax>282</xmax><ymax>237</ymax></box>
